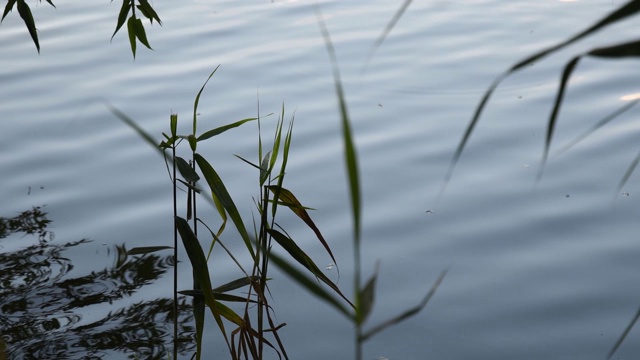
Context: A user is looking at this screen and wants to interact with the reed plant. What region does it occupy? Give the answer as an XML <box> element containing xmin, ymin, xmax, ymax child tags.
<box><xmin>442</xmin><ymin>1</ymin><xmax>640</xmax><ymax>359</ymax></box>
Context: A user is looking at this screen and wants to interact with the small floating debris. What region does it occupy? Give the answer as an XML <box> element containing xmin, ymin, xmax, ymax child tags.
<box><xmin>621</xmin><ymin>192</ymin><xmax>630</xmax><ymax>197</ymax></box>
<box><xmin>565</xmin><ymin>194</ymin><xmax>570</xmax><ymax>198</ymax></box>
<box><xmin>425</xmin><ymin>210</ymin><xmax>433</xmax><ymax>215</ymax></box>
<box><xmin>326</xmin><ymin>263</ymin><xmax>334</xmax><ymax>270</ymax></box>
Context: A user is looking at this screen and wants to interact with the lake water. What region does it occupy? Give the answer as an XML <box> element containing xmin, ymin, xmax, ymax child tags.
<box><xmin>2</xmin><ymin>0</ymin><xmax>640</xmax><ymax>359</ymax></box>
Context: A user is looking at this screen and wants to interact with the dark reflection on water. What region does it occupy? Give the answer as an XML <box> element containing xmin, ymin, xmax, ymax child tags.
<box><xmin>0</xmin><ymin>207</ymin><xmax>195</xmax><ymax>359</ymax></box>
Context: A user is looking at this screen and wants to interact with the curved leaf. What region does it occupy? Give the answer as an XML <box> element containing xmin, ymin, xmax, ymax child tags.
<box><xmin>126</xmin><ymin>16</ymin><xmax>137</xmax><ymax>58</ymax></box>
<box><xmin>2</xmin><ymin>0</ymin><xmax>16</xmax><ymax>22</ymax></box>
<box><xmin>111</xmin><ymin>0</ymin><xmax>131</xmax><ymax>41</ymax></box>
<box><xmin>132</xmin><ymin>16</ymin><xmax>152</xmax><ymax>49</ymax></box>
<box><xmin>197</xmin><ymin>117</ymin><xmax>258</xmax><ymax>142</ymax></box>
<box><xmin>16</xmin><ymin>0</ymin><xmax>38</xmax><ymax>52</ymax></box>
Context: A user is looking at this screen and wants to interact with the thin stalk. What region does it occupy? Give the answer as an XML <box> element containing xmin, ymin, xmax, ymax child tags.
<box><xmin>172</xmin><ymin>143</ymin><xmax>178</xmax><ymax>360</ymax></box>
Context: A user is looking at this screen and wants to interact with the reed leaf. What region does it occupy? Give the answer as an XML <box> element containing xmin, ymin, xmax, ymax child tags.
<box><xmin>197</xmin><ymin>117</ymin><xmax>258</xmax><ymax>142</ymax></box>
<box><xmin>111</xmin><ymin>0</ymin><xmax>131</xmax><ymax>41</ymax></box>
<box><xmin>360</xmin><ymin>270</ymin><xmax>447</xmax><ymax>342</ymax></box>
<box><xmin>126</xmin><ymin>246</ymin><xmax>173</xmax><ymax>255</ymax></box>
<box><xmin>2</xmin><ymin>0</ymin><xmax>17</xmax><ymax>22</ymax></box>
<box><xmin>607</xmin><ymin>305</ymin><xmax>640</xmax><ymax>359</ymax></box>
<box><xmin>266</xmin><ymin>186</ymin><xmax>338</xmax><ymax>268</ymax></box>
<box><xmin>444</xmin><ymin>0</ymin><xmax>640</xmax><ymax>193</ymax></box>
<box><xmin>195</xmin><ymin>153</ymin><xmax>256</xmax><ymax>260</ymax></box>
<box><xmin>357</xmin><ymin>262</ymin><xmax>379</xmax><ymax>326</ymax></box>
<box><xmin>267</xmin><ymin>228</ymin><xmax>352</xmax><ymax>307</ymax></box>
<box><xmin>193</xmin><ymin>65</ymin><xmax>220</xmax><ymax>137</ymax></box>
<box><xmin>268</xmin><ymin>250</ymin><xmax>354</xmax><ymax>320</ymax></box>
<box><xmin>16</xmin><ymin>0</ymin><xmax>38</xmax><ymax>52</ymax></box>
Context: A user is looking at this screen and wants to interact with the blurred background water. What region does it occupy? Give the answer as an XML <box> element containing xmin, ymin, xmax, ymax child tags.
<box><xmin>2</xmin><ymin>0</ymin><xmax>640</xmax><ymax>359</ymax></box>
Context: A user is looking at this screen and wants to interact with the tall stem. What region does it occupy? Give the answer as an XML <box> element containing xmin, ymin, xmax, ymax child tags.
<box><xmin>172</xmin><ymin>144</ymin><xmax>178</xmax><ymax>360</ymax></box>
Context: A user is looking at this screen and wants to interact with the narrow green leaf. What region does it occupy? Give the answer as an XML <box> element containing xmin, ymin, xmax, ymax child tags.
<box><xmin>111</xmin><ymin>0</ymin><xmax>131</xmax><ymax>41</ymax></box>
<box><xmin>616</xmin><ymin>148</ymin><xmax>640</xmax><ymax>195</ymax></box>
<box><xmin>193</xmin><ymin>66</ymin><xmax>220</xmax><ymax>135</ymax></box>
<box><xmin>267</xmin><ymin>229</ymin><xmax>353</xmax><ymax>308</ymax></box>
<box><xmin>44</xmin><ymin>0</ymin><xmax>55</xmax><ymax>8</ymax></box>
<box><xmin>365</xmin><ymin>0</ymin><xmax>413</xmax><ymax>67</ymax></box>
<box><xmin>136</xmin><ymin>0</ymin><xmax>161</xmax><ymax>24</ymax></box>
<box><xmin>607</xmin><ymin>305</ymin><xmax>640</xmax><ymax>359</ymax></box>
<box><xmin>213</xmin><ymin>276</ymin><xmax>261</xmax><ymax>293</ymax></box>
<box><xmin>197</xmin><ymin>117</ymin><xmax>258</xmax><ymax>142</ymax></box>
<box><xmin>234</xmin><ymin>154</ymin><xmax>261</xmax><ymax>171</ymax></box>
<box><xmin>195</xmin><ymin>154</ymin><xmax>256</xmax><ymax>260</ymax></box>
<box><xmin>2</xmin><ymin>0</ymin><xmax>17</xmax><ymax>22</ymax></box>
<box><xmin>16</xmin><ymin>0</ymin><xmax>39</xmax><ymax>53</ymax></box>
<box><xmin>106</xmin><ymin>103</ymin><xmax>165</xmax><ymax>156</ymax></box>
<box><xmin>357</xmin><ymin>262</ymin><xmax>379</xmax><ymax>325</ymax></box>
<box><xmin>175</xmin><ymin>216</ymin><xmax>236</xmax><ymax>349</ymax></box>
<box><xmin>174</xmin><ymin>156</ymin><xmax>200</xmax><ymax>183</ymax></box>
<box><xmin>316</xmin><ymin>8</ymin><xmax>361</xmax><ymax>247</ymax></box>
<box><xmin>537</xmin><ymin>56</ymin><xmax>580</xmax><ymax>181</ymax></box>
<box><xmin>127</xmin><ymin>246</ymin><xmax>173</xmax><ymax>255</ymax></box>
<box><xmin>273</xmin><ymin>117</ymin><xmax>295</xmax><ymax>217</ymax></box>
<box><xmin>170</xmin><ymin>113</ymin><xmax>178</xmax><ymax>138</ymax></box>
<box><xmin>260</xmin><ymin>150</ymin><xmax>272</xmax><ymax>185</ymax></box>
<box><xmin>360</xmin><ymin>270</ymin><xmax>447</xmax><ymax>342</ymax></box>
<box><xmin>126</xmin><ymin>16</ymin><xmax>137</xmax><ymax>58</ymax></box>
<box><xmin>267</xmin><ymin>186</ymin><xmax>338</xmax><ymax>269</ymax></box>
<box><xmin>268</xmin><ymin>250</ymin><xmax>354</xmax><ymax>320</ymax></box>
<box><xmin>132</xmin><ymin>17</ymin><xmax>152</xmax><ymax>50</ymax></box>
<box><xmin>179</xmin><ymin>290</ymin><xmax>257</xmax><ymax>304</ymax></box>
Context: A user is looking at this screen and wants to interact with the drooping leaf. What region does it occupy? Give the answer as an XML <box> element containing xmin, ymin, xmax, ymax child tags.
<box><xmin>267</xmin><ymin>186</ymin><xmax>338</xmax><ymax>269</ymax></box>
<box><xmin>442</xmin><ymin>0</ymin><xmax>640</xmax><ymax>195</ymax></box>
<box><xmin>126</xmin><ymin>16</ymin><xmax>137</xmax><ymax>58</ymax></box>
<box><xmin>136</xmin><ymin>0</ymin><xmax>161</xmax><ymax>24</ymax></box>
<box><xmin>197</xmin><ymin>117</ymin><xmax>258</xmax><ymax>142</ymax></box>
<box><xmin>132</xmin><ymin>16</ymin><xmax>152</xmax><ymax>50</ymax></box>
<box><xmin>127</xmin><ymin>246</ymin><xmax>173</xmax><ymax>255</ymax></box>
<box><xmin>175</xmin><ymin>156</ymin><xmax>200</xmax><ymax>183</ymax></box>
<box><xmin>111</xmin><ymin>0</ymin><xmax>131</xmax><ymax>41</ymax></box>
<box><xmin>192</xmin><ymin>66</ymin><xmax>220</xmax><ymax>136</ymax></box>
<box><xmin>179</xmin><ymin>290</ymin><xmax>257</xmax><ymax>304</ymax></box>
<box><xmin>44</xmin><ymin>0</ymin><xmax>55</xmax><ymax>8</ymax></box>
<box><xmin>360</xmin><ymin>270</ymin><xmax>447</xmax><ymax>342</ymax></box>
<box><xmin>16</xmin><ymin>0</ymin><xmax>39</xmax><ymax>53</ymax></box>
<box><xmin>268</xmin><ymin>249</ymin><xmax>354</xmax><ymax>320</ymax></box>
<box><xmin>195</xmin><ymin>154</ymin><xmax>256</xmax><ymax>260</ymax></box>
<box><xmin>2</xmin><ymin>0</ymin><xmax>17</xmax><ymax>22</ymax></box>
<box><xmin>616</xmin><ymin>148</ymin><xmax>640</xmax><ymax>195</ymax></box>
<box><xmin>106</xmin><ymin>103</ymin><xmax>166</xmax><ymax>157</ymax></box>
<box><xmin>213</xmin><ymin>276</ymin><xmax>262</xmax><ymax>293</ymax></box>
<box><xmin>260</xmin><ymin>150</ymin><xmax>272</xmax><ymax>185</ymax></box>
<box><xmin>267</xmin><ymin>229</ymin><xmax>353</xmax><ymax>308</ymax></box>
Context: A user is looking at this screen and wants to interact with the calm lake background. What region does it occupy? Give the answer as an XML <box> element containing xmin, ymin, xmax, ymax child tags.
<box><xmin>2</xmin><ymin>0</ymin><xmax>640</xmax><ymax>359</ymax></box>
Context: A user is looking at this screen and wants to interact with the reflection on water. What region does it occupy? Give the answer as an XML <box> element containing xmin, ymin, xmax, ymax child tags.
<box><xmin>0</xmin><ymin>207</ymin><xmax>195</xmax><ymax>359</ymax></box>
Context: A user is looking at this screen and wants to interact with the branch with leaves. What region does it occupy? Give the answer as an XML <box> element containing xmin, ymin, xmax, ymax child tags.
<box><xmin>1</xmin><ymin>0</ymin><xmax>161</xmax><ymax>57</ymax></box>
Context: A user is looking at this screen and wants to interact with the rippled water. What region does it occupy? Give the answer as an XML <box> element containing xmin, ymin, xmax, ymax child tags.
<box><xmin>2</xmin><ymin>0</ymin><xmax>640</xmax><ymax>359</ymax></box>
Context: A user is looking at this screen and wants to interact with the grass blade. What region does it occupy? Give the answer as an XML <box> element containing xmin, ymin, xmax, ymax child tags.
<box><xmin>16</xmin><ymin>0</ymin><xmax>39</xmax><ymax>53</ymax></box>
<box><xmin>193</xmin><ymin>65</ymin><xmax>221</xmax><ymax>136</ymax></box>
<box><xmin>197</xmin><ymin>117</ymin><xmax>258</xmax><ymax>142</ymax></box>
<box><xmin>360</xmin><ymin>269</ymin><xmax>447</xmax><ymax>342</ymax></box>
<box><xmin>365</xmin><ymin>0</ymin><xmax>413</xmax><ymax>68</ymax></box>
<box><xmin>607</xmin><ymin>305</ymin><xmax>640</xmax><ymax>359</ymax></box>
<box><xmin>126</xmin><ymin>246</ymin><xmax>173</xmax><ymax>255</ymax></box>
<box><xmin>195</xmin><ymin>153</ymin><xmax>256</xmax><ymax>260</ymax></box>
<box><xmin>266</xmin><ymin>186</ymin><xmax>338</xmax><ymax>268</ymax></box>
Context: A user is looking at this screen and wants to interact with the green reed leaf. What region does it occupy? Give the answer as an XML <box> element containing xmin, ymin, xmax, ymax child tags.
<box><xmin>111</xmin><ymin>0</ymin><xmax>131</xmax><ymax>41</ymax></box>
<box><xmin>616</xmin><ymin>148</ymin><xmax>640</xmax><ymax>195</ymax></box>
<box><xmin>267</xmin><ymin>229</ymin><xmax>353</xmax><ymax>308</ymax></box>
<box><xmin>175</xmin><ymin>216</ymin><xmax>236</xmax><ymax>350</ymax></box>
<box><xmin>360</xmin><ymin>270</ymin><xmax>447</xmax><ymax>342</ymax></box>
<box><xmin>193</xmin><ymin>66</ymin><xmax>220</xmax><ymax>135</ymax></box>
<box><xmin>179</xmin><ymin>290</ymin><xmax>258</xmax><ymax>304</ymax></box>
<box><xmin>107</xmin><ymin>103</ymin><xmax>165</xmax><ymax>156</ymax></box>
<box><xmin>360</xmin><ymin>270</ymin><xmax>447</xmax><ymax>341</ymax></box>
<box><xmin>267</xmin><ymin>186</ymin><xmax>338</xmax><ymax>268</ymax></box>
<box><xmin>260</xmin><ymin>150</ymin><xmax>271</xmax><ymax>185</ymax></box>
<box><xmin>132</xmin><ymin>16</ymin><xmax>152</xmax><ymax>50</ymax></box>
<box><xmin>136</xmin><ymin>0</ymin><xmax>161</xmax><ymax>24</ymax></box>
<box><xmin>16</xmin><ymin>0</ymin><xmax>38</xmax><ymax>53</ymax></box>
<box><xmin>126</xmin><ymin>246</ymin><xmax>173</xmax><ymax>255</ymax></box>
<box><xmin>197</xmin><ymin>117</ymin><xmax>258</xmax><ymax>142</ymax></box>
<box><xmin>443</xmin><ymin>0</ymin><xmax>640</xmax><ymax>195</ymax></box>
<box><xmin>357</xmin><ymin>262</ymin><xmax>379</xmax><ymax>325</ymax></box>
<box><xmin>126</xmin><ymin>16</ymin><xmax>137</xmax><ymax>58</ymax></box>
<box><xmin>268</xmin><ymin>249</ymin><xmax>354</xmax><ymax>320</ymax></box>
<box><xmin>607</xmin><ymin>305</ymin><xmax>640</xmax><ymax>359</ymax></box>
<box><xmin>44</xmin><ymin>0</ymin><xmax>55</xmax><ymax>8</ymax></box>
<box><xmin>195</xmin><ymin>154</ymin><xmax>256</xmax><ymax>260</ymax></box>
<box><xmin>366</xmin><ymin>0</ymin><xmax>413</xmax><ymax>66</ymax></box>
<box><xmin>2</xmin><ymin>0</ymin><xmax>17</xmax><ymax>22</ymax></box>
<box><xmin>175</xmin><ymin>156</ymin><xmax>200</xmax><ymax>183</ymax></box>
<box><xmin>213</xmin><ymin>276</ymin><xmax>262</xmax><ymax>293</ymax></box>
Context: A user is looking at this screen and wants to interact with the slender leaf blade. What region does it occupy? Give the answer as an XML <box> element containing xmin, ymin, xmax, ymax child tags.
<box><xmin>197</xmin><ymin>117</ymin><xmax>258</xmax><ymax>142</ymax></box>
<box><xmin>16</xmin><ymin>0</ymin><xmax>39</xmax><ymax>53</ymax></box>
<box><xmin>111</xmin><ymin>0</ymin><xmax>131</xmax><ymax>41</ymax></box>
<box><xmin>2</xmin><ymin>0</ymin><xmax>16</xmax><ymax>22</ymax></box>
<box><xmin>193</xmin><ymin>66</ymin><xmax>220</xmax><ymax>135</ymax></box>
